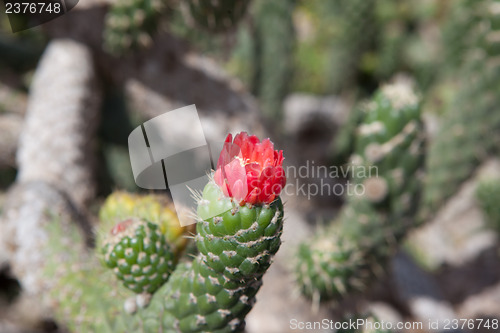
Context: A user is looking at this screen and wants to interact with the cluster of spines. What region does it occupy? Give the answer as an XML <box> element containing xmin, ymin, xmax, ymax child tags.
<box><xmin>296</xmin><ymin>80</ymin><xmax>424</xmax><ymax>302</ymax></box>
<box><xmin>295</xmin><ymin>224</ymin><xmax>370</xmax><ymax>302</ymax></box>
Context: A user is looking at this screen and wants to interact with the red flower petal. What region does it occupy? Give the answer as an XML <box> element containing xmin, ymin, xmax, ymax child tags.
<box><xmin>214</xmin><ymin>132</ymin><xmax>286</xmax><ymax>205</ymax></box>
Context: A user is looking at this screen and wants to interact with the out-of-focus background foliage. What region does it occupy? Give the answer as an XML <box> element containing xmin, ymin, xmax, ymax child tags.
<box><xmin>0</xmin><ymin>0</ymin><xmax>500</xmax><ymax>332</ymax></box>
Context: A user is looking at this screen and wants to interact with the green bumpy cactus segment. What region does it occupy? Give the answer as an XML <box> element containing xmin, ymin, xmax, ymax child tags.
<box><xmin>423</xmin><ymin>0</ymin><xmax>500</xmax><ymax>218</ymax></box>
<box><xmin>476</xmin><ymin>178</ymin><xmax>500</xmax><ymax>233</ymax></box>
<box><xmin>102</xmin><ymin>219</ymin><xmax>176</xmax><ymax>294</ymax></box>
<box><xmin>296</xmin><ymin>223</ymin><xmax>371</xmax><ymax>300</ymax></box>
<box><xmin>352</xmin><ymin>83</ymin><xmax>425</xmax><ymax>227</ymax></box>
<box><xmin>185</xmin><ymin>0</ymin><xmax>251</xmax><ymax>33</ymax></box>
<box><xmin>161</xmin><ymin>181</ymin><xmax>283</xmax><ymax>332</ymax></box>
<box><xmin>103</xmin><ymin>0</ymin><xmax>165</xmax><ymax>55</ymax></box>
<box><xmin>296</xmin><ymin>82</ymin><xmax>424</xmax><ymax>302</ymax></box>
<box><xmin>97</xmin><ymin>191</ymin><xmax>191</xmax><ymax>256</ymax></box>
<box><xmin>252</xmin><ymin>0</ymin><xmax>296</xmax><ymax>123</ymax></box>
<box><xmin>296</xmin><ymin>198</ymin><xmax>394</xmax><ymax>301</ymax></box>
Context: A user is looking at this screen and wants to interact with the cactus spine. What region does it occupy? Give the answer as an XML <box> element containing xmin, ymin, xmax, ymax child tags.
<box><xmin>296</xmin><ymin>80</ymin><xmax>425</xmax><ymax>302</ymax></box>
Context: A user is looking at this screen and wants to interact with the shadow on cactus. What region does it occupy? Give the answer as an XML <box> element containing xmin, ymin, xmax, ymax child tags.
<box><xmin>295</xmin><ymin>79</ymin><xmax>426</xmax><ymax>306</ymax></box>
<box><xmin>43</xmin><ymin>132</ymin><xmax>286</xmax><ymax>332</ymax></box>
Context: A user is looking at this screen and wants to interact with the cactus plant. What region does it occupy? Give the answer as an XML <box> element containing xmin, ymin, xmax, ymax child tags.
<box><xmin>183</xmin><ymin>0</ymin><xmax>251</xmax><ymax>33</ymax></box>
<box><xmin>98</xmin><ymin>191</ymin><xmax>191</xmax><ymax>254</ymax></box>
<box><xmin>296</xmin><ymin>80</ymin><xmax>425</xmax><ymax>302</ymax></box>
<box><xmin>422</xmin><ymin>0</ymin><xmax>500</xmax><ymax>217</ymax></box>
<box><xmin>327</xmin><ymin>0</ymin><xmax>377</xmax><ymax>93</ymax></box>
<box><xmin>441</xmin><ymin>0</ymin><xmax>482</xmax><ymax>71</ymax></box>
<box><xmin>252</xmin><ymin>0</ymin><xmax>296</xmax><ymax>123</ymax></box>
<box><xmin>101</xmin><ymin>218</ymin><xmax>177</xmax><ymax>294</ymax></box>
<box><xmin>103</xmin><ymin>0</ymin><xmax>166</xmax><ymax>55</ymax></box>
<box><xmin>476</xmin><ymin>177</ymin><xmax>500</xmax><ymax>233</ymax></box>
<box><xmin>41</xmin><ymin>132</ymin><xmax>286</xmax><ymax>332</ymax></box>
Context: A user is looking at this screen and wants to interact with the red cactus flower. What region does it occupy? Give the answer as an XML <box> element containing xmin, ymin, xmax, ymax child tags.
<box><xmin>214</xmin><ymin>132</ymin><xmax>286</xmax><ymax>205</ymax></box>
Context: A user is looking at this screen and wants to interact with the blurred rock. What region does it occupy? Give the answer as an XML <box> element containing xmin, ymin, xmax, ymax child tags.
<box><xmin>391</xmin><ymin>252</ymin><xmax>457</xmax><ymax>328</ymax></box>
<box><xmin>281</xmin><ymin>94</ymin><xmax>350</xmax><ymax>208</ymax></box>
<box><xmin>0</xmin><ymin>284</ymin><xmax>57</xmax><ymax>333</ymax></box>
<box><xmin>0</xmin><ymin>114</ymin><xmax>22</xmax><ymax>168</ymax></box>
<box><xmin>125</xmin><ymin>78</ymin><xmax>263</xmax><ymax>144</ymax></box>
<box><xmin>0</xmin><ymin>83</ymin><xmax>27</xmax><ymax>116</ymax></box>
<box><xmin>366</xmin><ymin>302</ymin><xmax>404</xmax><ymax>327</ymax></box>
<box><xmin>75</xmin><ymin>0</ymin><xmax>112</xmax><ymax>9</ymax></box>
<box><xmin>283</xmin><ymin>93</ymin><xmax>348</xmax><ymax>138</ymax></box>
<box><xmin>457</xmin><ymin>282</ymin><xmax>500</xmax><ymax>319</ymax></box>
<box><xmin>406</xmin><ymin>159</ymin><xmax>500</xmax><ymax>270</ymax></box>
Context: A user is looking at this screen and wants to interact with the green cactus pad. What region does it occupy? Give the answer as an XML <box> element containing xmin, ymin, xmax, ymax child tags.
<box><xmin>101</xmin><ymin>218</ymin><xmax>176</xmax><ymax>294</ymax></box>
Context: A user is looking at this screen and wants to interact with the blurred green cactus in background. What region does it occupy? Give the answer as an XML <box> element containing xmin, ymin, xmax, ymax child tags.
<box><xmin>476</xmin><ymin>178</ymin><xmax>500</xmax><ymax>233</ymax></box>
<box><xmin>296</xmin><ymin>80</ymin><xmax>425</xmax><ymax>302</ymax></box>
<box><xmin>422</xmin><ymin>0</ymin><xmax>500</xmax><ymax>218</ymax></box>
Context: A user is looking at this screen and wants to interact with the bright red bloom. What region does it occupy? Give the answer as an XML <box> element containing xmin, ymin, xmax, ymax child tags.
<box><xmin>214</xmin><ymin>132</ymin><xmax>286</xmax><ymax>205</ymax></box>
